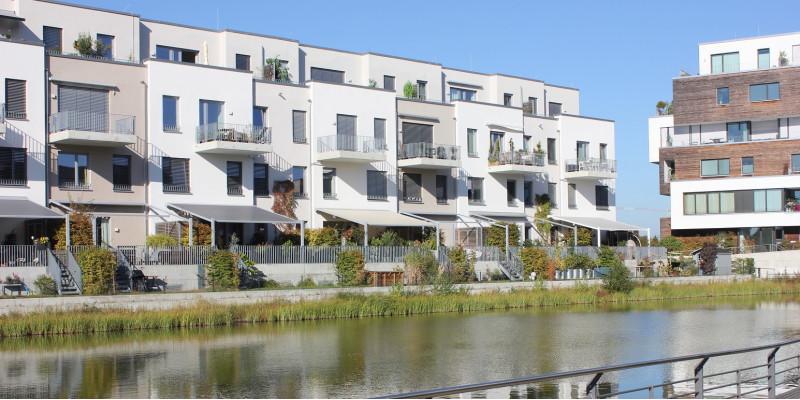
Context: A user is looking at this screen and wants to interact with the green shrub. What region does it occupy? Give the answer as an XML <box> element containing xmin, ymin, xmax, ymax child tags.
<box><xmin>370</xmin><ymin>230</ymin><xmax>408</xmax><ymax>246</ymax></box>
<box><xmin>145</xmin><ymin>234</ymin><xmax>177</xmax><ymax>246</ymax></box>
<box><xmin>403</xmin><ymin>81</ymin><xmax>415</xmax><ymax>98</ymax></box>
<box><xmin>72</xmin><ymin>32</ymin><xmax>110</xmax><ymax>57</ymax></box>
<box><xmin>432</xmin><ymin>274</ymin><xmax>454</xmax><ymax>295</ymax></box>
<box><xmin>519</xmin><ymin>247</ymin><xmax>550</xmax><ymax>280</ymax></box>
<box><xmin>404</xmin><ymin>248</ymin><xmax>438</xmax><ymax>285</ymax></box>
<box><xmin>307</xmin><ymin>227</ymin><xmax>340</xmax><ymax>246</ymax></box>
<box><xmin>77</xmin><ymin>248</ymin><xmax>117</xmax><ymax>295</ymax></box>
<box><xmin>565</xmin><ymin>227</ymin><xmax>593</xmax><ymax>246</ymax></box>
<box><xmin>448</xmin><ymin>246</ymin><xmax>475</xmax><ymax>283</ymax></box>
<box><xmin>205</xmin><ymin>250</ymin><xmax>240</xmax><ymax>290</ymax></box>
<box><xmin>275</xmin><ymin>230</ymin><xmax>302</xmax><ymax>246</ymax></box>
<box><xmin>485</xmin><ymin>222</ymin><xmax>521</xmax><ymax>252</ymax></box>
<box><xmin>33</xmin><ymin>274</ymin><xmax>57</xmax><ymax>295</ymax></box>
<box><xmin>564</xmin><ymin>252</ymin><xmax>594</xmax><ymax>270</ymax></box>
<box><xmin>262</xmin><ymin>279</ymin><xmax>279</xmax><ymax>288</ymax></box>
<box><xmin>660</xmin><ymin>236</ymin><xmax>684</xmax><ymax>252</ymax></box>
<box><xmin>335</xmin><ymin>250</ymin><xmax>366</xmax><ymax>286</ymax></box>
<box><xmin>298</xmin><ymin>278</ymin><xmax>317</xmax><ymax>288</ymax></box>
<box><xmin>732</xmin><ymin>258</ymin><xmax>755</xmax><ymax>275</ymax></box>
<box><xmin>596</xmin><ymin>246</ymin><xmax>632</xmax><ymax>293</ymax></box>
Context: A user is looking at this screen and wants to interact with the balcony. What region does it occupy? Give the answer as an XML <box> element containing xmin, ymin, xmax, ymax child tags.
<box><xmin>659</xmin><ymin>125</ymin><xmax>796</xmax><ymax>149</ymax></box>
<box><xmin>49</xmin><ymin>111</ymin><xmax>136</xmax><ymax>147</ymax></box>
<box><xmin>195</xmin><ymin>123</ymin><xmax>272</xmax><ymax>155</ymax></box>
<box><xmin>398</xmin><ymin>142</ymin><xmax>460</xmax><ymax>169</ymax></box>
<box><xmin>564</xmin><ymin>158</ymin><xmax>618</xmax><ymax>180</ymax></box>
<box><xmin>487</xmin><ymin>151</ymin><xmax>546</xmax><ymax>175</ymax></box>
<box><xmin>316</xmin><ymin>135</ymin><xmax>387</xmax><ymax>163</ymax></box>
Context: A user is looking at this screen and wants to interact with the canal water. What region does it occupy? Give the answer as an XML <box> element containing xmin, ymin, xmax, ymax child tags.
<box><xmin>1</xmin><ymin>296</ymin><xmax>799</xmax><ymax>398</ymax></box>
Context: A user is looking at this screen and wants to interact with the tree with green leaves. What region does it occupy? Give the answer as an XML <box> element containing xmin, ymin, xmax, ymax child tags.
<box><xmin>73</xmin><ymin>32</ymin><xmax>110</xmax><ymax>57</ymax></box>
<box><xmin>534</xmin><ymin>194</ymin><xmax>552</xmax><ymax>244</ymax></box>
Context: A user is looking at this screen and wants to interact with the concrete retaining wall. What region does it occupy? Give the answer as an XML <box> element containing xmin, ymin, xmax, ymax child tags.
<box><xmin>135</xmin><ymin>264</ymin><xmax>204</xmax><ymax>291</ymax></box>
<box><xmin>0</xmin><ymin>267</ymin><xmax>47</xmax><ymax>294</ymax></box>
<box><xmin>255</xmin><ymin>263</ymin><xmax>337</xmax><ymax>285</ymax></box>
<box><xmin>732</xmin><ymin>250</ymin><xmax>800</xmax><ymax>277</ymax></box>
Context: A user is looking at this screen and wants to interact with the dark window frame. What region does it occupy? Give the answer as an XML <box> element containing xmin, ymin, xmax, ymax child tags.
<box><xmin>0</xmin><ymin>147</ymin><xmax>27</xmax><ymax>186</ymax></box>
<box><xmin>595</xmin><ymin>185</ymin><xmax>609</xmax><ymax>210</ymax></box>
<box><xmin>112</xmin><ymin>154</ymin><xmax>131</xmax><ymax>191</ymax></box>
<box><xmin>253</xmin><ymin>163</ymin><xmax>269</xmax><ymax>197</ymax></box>
<box><xmin>227</xmin><ymin>161</ymin><xmax>243</xmax><ymax>196</ymax></box>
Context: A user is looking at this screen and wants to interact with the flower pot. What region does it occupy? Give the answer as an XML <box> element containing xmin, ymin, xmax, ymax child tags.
<box><xmin>35</xmin><ymin>243</ymin><xmax>48</xmax><ymax>251</ymax></box>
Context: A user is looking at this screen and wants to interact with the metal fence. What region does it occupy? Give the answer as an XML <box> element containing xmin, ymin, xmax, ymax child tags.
<box><xmin>565</xmin><ymin>158</ymin><xmax>617</xmax><ymax>173</ymax></box>
<box><xmin>511</xmin><ymin>246</ymin><xmax>667</xmax><ymax>261</ymax></box>
<box><xmin>317</xmin><ymin>135</ymin><xmax>387</xmax><ymax>153</ymax></box>
<box><xmin>0</xmin><ymin>245</ymin><xmax>48</xmax><ymax>267</ymax></box>
<box><xmin>195</xmin><ymin>123</ymin><xmax>271</xmax><ymax>144</ymax></box>
<box><xmin>49</xmin><ymin>111</ymin><xmax>135</xmax><ymax>135</ymax></box>
<box><xmin>233</xmin><ymin>245</ymin><xmax>423</xmax><ymax>265</ymax></box>
<box><xmin>117</xmin><ymin>246</ymin><xmax>214</xmax><ymax>266</ymax></box>
<box><xmin>494</xmin><ymin>151</ymin><xmax>545</xmax><ymax>167</ymax></box>
<box><xmin>398</xmin><ymin>142</ymin><xmax>460</xmax><ymax>161</ymax></box>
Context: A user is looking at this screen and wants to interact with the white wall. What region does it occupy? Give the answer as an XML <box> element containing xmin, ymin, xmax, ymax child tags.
<box><xmin>698</xmin><ymin>31</ymin><xmax>800</xmax><ymax>74</ymax></box>
<box><xmin>221</xmin><ymin>31</ymin><xmax>299</xmax><ymax>79</ymax></box>
<box><xmin>365</xmin><ymin>54</ymin><xmax>443</xmax><ymax>102</ymax></box>
<box><xmin>141</xmin><ymin>20</ymin><xmax>220</xmax><ymax>65</ymax></box>
<box><xmin>300</xmin><ymin>45</ymin><xmax>364</xmax><ymax>85</ymax></box>
<box><xmin>648</xmin><ymin>115</ymin><xmax>673</xmax><ymax>163</ymax></box>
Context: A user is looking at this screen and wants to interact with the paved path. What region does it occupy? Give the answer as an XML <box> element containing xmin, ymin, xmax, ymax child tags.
<box><xmin>0</xmin><ymin>275</ymin><xmax>744</xmax><ymax>315</ymax></box>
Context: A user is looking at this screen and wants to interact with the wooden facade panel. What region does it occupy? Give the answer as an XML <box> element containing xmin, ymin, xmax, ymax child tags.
<box><xmin>659</xmin><ymin>139</ymin><xmax>800</xmax><ymax>181</ymax></box>
<box><xmin>673</xmin><ymin>66</ymin><xmax>800</xmax><ymax>125</ymax></box>
<box><xmin>660</xmin><ymin>217</ymin><xmax>671</xmax><ymax>239</ymax></box>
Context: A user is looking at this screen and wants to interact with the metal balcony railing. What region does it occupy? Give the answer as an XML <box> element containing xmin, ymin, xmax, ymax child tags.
<box><xmin>660</xmin><ymin>125</ymin><xmax>794</xmax><ymax>148</ymax></box>
<box><xmin>0</xmin><ymin>178</ymin><xmax>26</xmax><ymax>186</ymax></box>
<box><xmin>113</xmin><ymin>183</ymin><xmax>131</xmax><ymax>192</ymax></box>
<box><xmin>163</xmin><ymin>124</ymin><xmax>180</xmax><ymax>133</ymax></box>
<box><xmin>58</xmin><ymin>181</ymin><xmax>91</xmax><ymax>191</ymax></box>
<box><xmin>565</xmin><ymin>158</ymin><xmax>617</xmax><ymax>173</ymax></box>
<box><xmin>492</xmin><ymin>151</ymin><xmax>545</xmax><ymax>167</ymax></box>
<box><xmin>49</xmin><ymin>111</ymin><xmax>135</xmax><ymax>135</ymax></box>
<box><xmin>317</xmin><ymin>135</ymin><xmax>387</xmax><ymax>153</ymax></box>
<box><xmin>163</xmin><ymin>184</ymin><xmax>190</xmax><ymax>193</ymax></box>
<box><xmin>398</xmin><ymin>142</ymin><xmax>460</xmax><ymax>161</ymax></box>
<box><xmin>227</xmin><ymin>186</ymin><xmax>243</xmax><ymax>195</ymax></box>
<box><xmin>196</xmin><ymin>123</ymin><xmax>271</xmax><ymax>144</ymax></box>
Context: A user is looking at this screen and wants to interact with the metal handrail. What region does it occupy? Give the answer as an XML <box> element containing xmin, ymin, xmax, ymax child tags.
<box><xmin>564</xmin><ymin>158</ymin><xmax>617</xmax><ymax>173</ymax></box>
<box><xmin>317</xmin><ymin>135</ymin><xmax>387</xmax><ymax>153</ymax></box>
<box><xmin>49</xmin><ymin>111</ymin><xmax>135</xmax><ymax>135</ymax></box>
<box><xmin>398</xmin><ymin>142</ymin><xmax>460</xmax><ymax>161</ymax></box>
<box><xmin>378</xmin><ymin>338</ymin><xmax>800</xmax><ymax>399</ymax></box>
<box><xmin>492</xmin><ymin>150</ymin><xmax>545</xmax><ymax>167</ymax></box>
<box><xmin>195</xmin><ymin>123</ymin><xmax>271</xmax><ymax>144</ymax></box>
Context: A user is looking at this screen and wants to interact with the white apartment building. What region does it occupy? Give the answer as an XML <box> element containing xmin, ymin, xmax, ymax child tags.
<box><xmin>0</xmin><ymin>0</ymin><xmax>631</xmax><ymax>247</ymax></box>
<box><xmin>649</xmin><ymin>31</ymin><xmax>800</xmax><ymax>247</ymax></box>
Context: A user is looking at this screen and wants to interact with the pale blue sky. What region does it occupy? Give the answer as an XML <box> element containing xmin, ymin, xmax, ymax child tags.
<box><xmin>65</xmin><ymin>0</ymin><xmax>800</xmax><ymax>235</ymax></box>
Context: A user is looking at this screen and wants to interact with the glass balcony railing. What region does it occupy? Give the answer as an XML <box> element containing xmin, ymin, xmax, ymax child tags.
<box><xmin>195</xmin><ymin>123</ymin><xmax>271</xmax><ymax>144</ymax></box>
<box><xmin>564</xmin><ymin>158</ymin><xmax>617</xmax><ymax>173</ymax></box>
<box><xmin>317</xmin><ymin>135</ymin><xmax>387</xmax><ymax>154</ymax></box>
<box><xmin>398</xmin><ymin>142</ymin><xmax>460</xmax><ymax>161</ymax></box>
<box><xmin>49</xmin><ymin>111</ymin><xmax>135</xmax><ymax>135</ymax></box>
<box><xmin>491</xmin><ymin>151</ymin><xmax>545</xmax><ymax>167</ymax></box>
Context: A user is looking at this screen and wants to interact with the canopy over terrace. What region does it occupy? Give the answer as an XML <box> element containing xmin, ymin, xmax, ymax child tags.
<box><xmin>168</xmin><ymin>203</ymin><xmax>302</xmax><ymax>246</ymax></box>
<box><xmin>0</xmin><ymin>196</ymin><xmax>67</xmax><ymax>244</ymax></box>
<box><xmin>317</xmin><ymin>209</ymin><xmax>433</xmax><ymax>246</ymax></box>
<box><xmin>551</xmin><ymin>216</ymin><xmax>649</xmax><ymax>246</ymax></box>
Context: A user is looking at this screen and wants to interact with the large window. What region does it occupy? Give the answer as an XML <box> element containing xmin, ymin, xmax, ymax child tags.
<box><xmin>548</xmin><ymin>182</ymin><xmax>558</xmax><ymax>208</ymax></box>
<box><xmin>0</xmin><ymin>147</ymin><xmax>26</xmax><ymax>186</ymax></box>
<box><xmin>701</xmin><ymin>159</ymin><xmax>730</xmax><ymax>177</ymax></box>
<box><xmin>792</xmin><ymin>154</ymin><xmax>800</xmax><ymax>173</ymax></box>
<box><xmin>235</xmin><ymin>54</ymin><xmax>250</xmax><ymax>71</ymax></box>
<box><xmin>577</xmin><ymin>141</ymin><xmax>590</xmax><ymax>160</ymax></box>
<box><xmin>155</xmin><ymin>45</ymin><xmax>197</xmax><ymax>63</ymax></box>
<box><xmin>374</xmin><ymin>118</ymin><xmax>386</xmax><ymax>148</ymax></box>
<box><xmin>727</xmin><ymin>121</ymin><xmax>750</xmax><ymax>143</ymax></box>
<box><xmin>403</xmin><ymin>173</ymin><xmax>422</xmax><ymax>202</ymax></box>
<box><xmin>383</xmin><ymin>75</ymin><xmax>395</xmax><ymax>91</ymax></box>
<box><xmin>310</xmin><ymin>67</ymin><xmax>344</xmax><ymax>83</ymax></box>
<box><xmin>112</xmin><ymin>155</ymin><xmax>131</xmax><ymax>191</ymax></box>
<box><xmin>711</xmin><ymin>52</ymin><xmax>739</xmax><ymax>73</ymax></box>
<box><xmin>293</xmin><ymin>166</ymin><xmax>306</xmax><ymax>197</ymax></box>
<box><xmin>199</xmin><ymin>100</ymin><xmax>223</xmax><ymax>125</ymax></box>
<box><xmin>254</xmin><ymin>163</ymin><xmax>269</xmax><ymax>197</ymax></box>
<box><xmin>336</xmin><ymin>114</ymin><xmax>357</xmax><ymax>136</ymax></box>
<box><xmin>467</xmin><ymin>129</ymin><xmax>477</xmax><ymax>157</ymax></box>
<box><xmin>750</xmin><ymin>83</ymin><xmax>780</xmax><ymax>102</ymax></box>
<box><xmin>548</xmin><ymin>102</ymin><xmax>562</xmax><ymax>116</ymax></box>
<box><xmin>547</xmin><ymin>138</ymin><xmax>557</xmax><ymax>164</ymax></box>
<box><xmin>323</xmin><ymin>168</ymin><xmax>336</xmax><ymax>199</ymax></box>
<box><xmin>467</xmin><ymin>177</ymin><xmax>483</xmax><ymax>204</ymax></box>
<box><xmin>292</xmin><ymin>110</ymin><xmax>306</xmax><ymax>143</ymax></box>
<box><xmin>717</xmin><ymin>87</ymin><xmax>729</xmax><ymax>105</ymax></box>
<box><xmin>523</xmin><ymin>181</ymin><xmax>533</xmax><ymax>207</ymax></box>
<box><xmin>227</xmin><ymin>161</ymin><xmax>242</xmax><ymax>195</ymax></box>
<box><xmin>162</xmin><ymin>96</ymin><xmax>179</xmax><ymax>132</ymax></box>
<box><xmin>5</xmin><ymin>79</ymin><xmax>26</xmax><ymax>119</ymax></box>
<box><xmin>436</xmin><ymin>175</ymin><xmax>448</xmax><ymax>204</ymax></box>
<box><xmin>490</xmin><ymin>132</ymin><xmax>504</xmax><ymax>153</ymax></box>
<box><xmin>742</xmin><ymin>157</ymin><xmax>754</xmax><ymax>175</ymax></box>
<box><xmin>595</xmin><ymin>185</ymin><xmax>609</xmax><ymax>210</ymax></box>
<box><xmin>43</xmin><ymin>26</ymin><xmax>62</xmax><ymax>52</ymax></box>
<box><xmin>253</xmin><ymin>107</ymin><xmax>267</xmax><ymax>128</ymax></box>
<box><xmin>450</xmin><ymin>87</ymin><xmax>476</xmax><ymax>102</ymax></box>
<box><xmin>162</xmin><ymin>157</ymin><xmax>189</xmax><ymax>193</ymax></box>
<box><xmin>507</xmin><ymin>179</ymin><xmax>517</xmax><ymax>205</ymax></box>
<box><xmin>568</xmin><ymin>183</ymin><xmax>577</xmax><ymax>209</ymax></box>
<box><xmin>684</xmin><ymin>189</ymin><xmax>780</xmax><ymax>215</ymax></box>
<box><xmin>58</xmin><ymin>153</ymin><xmax>89</xmax><ymax>189</ymax></box>
<box><xmin>503</xmin><ymin>93</ymin><xmax>513</xmax><ymax>106</ymax></box>
<box><xmin>758</xmin><ymin>48</ymin><xmax>770</xmax><ymax>69</ymax></box>
<box><xmin>367</xmin><ymin>170</ymin><xmax>387</xmax><ymax>200</ymax></box>
<box><xmin>97</xmin><ymin>34</ymin><xmax>113</xmax><ymax>58</ymax></box>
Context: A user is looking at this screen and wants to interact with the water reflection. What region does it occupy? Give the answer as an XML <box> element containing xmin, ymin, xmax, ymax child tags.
<box><xmin>0</xmin><ymin>296</ymin><xmax>799</xmax><ymax>398</ymax></box>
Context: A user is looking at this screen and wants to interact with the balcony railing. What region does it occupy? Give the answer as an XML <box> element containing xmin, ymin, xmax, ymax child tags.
<box><xmin>113</xmin><ymin>183</ymin><xmax>131</xmax><ymax>192</ymax></box>
<box><xmin>565</xmin><ymin>158</ymin><xmax>617</xmax><ymax>173</ymax></box>
<box><xmin>228</xmin><ymin>186</ymin><xmax>243</xmax><ymax>196</ymax></box>
<box><xmin>0</xmin><ymin>178</ymin><xmax>26</xmax><ymax>186</ymax></box>
<box><xmin>659</xmin><ymin>126</ymin><xmax>797</xmax><ymax>148</ymax></box>
<box><xmin>323</xmin><ymin>193</ymin><xmax>337</xmax><ymax>200</ymax></box>
<box><xmin>58</xmin><ymin>181</ymin><xmax>91</xmax><ymax>191</ymax></box>
<box><xmin>317</xmin><ymin>135</ymin><xmax>387</xmax><ymax>154</ymax></box>
<box><xmin>163</xmin><ymin>184</ymin><xmax>190</xmax><ymax>193</ymax></box>
<box><xmin>492</xmin><ymin>151</ymin><xmax>545</xmax><ymax>166</ymax></box>
<box><xmin>5</xmin><ymin>110</ymin><xmax>26</xmax><ymax>120</ymax></box>
<box><xmin>196</xmin><ymin>123</ymin><xmax>271</xmax><ymax>144</ymax></box>
<box><xmin>46</xmin><ymin>49</ymin><xmax>141</xmax><ymax>64</ymax></box>
<box><xmin>49</xmin><ymin>111</ymin><xmax>135</xmax><ymax>135</ymax></box>
<box><xmin>368</xmin><ymin>193</ymin><xmax>388</xmax><ymax>201</ymax></box>
<box><xmin>398</xmin><ymin>142</ymin><xmax>460</xmax><ymax>161</ymax></box>
<box><xmin>163</xmin><ymin>124</ymin><xmax>180</xmax><ymax>133</ymax></box>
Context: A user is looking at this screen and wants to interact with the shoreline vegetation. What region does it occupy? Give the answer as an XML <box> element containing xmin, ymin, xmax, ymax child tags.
<box><xmin>1</xmin><ymin>279</ymin><xmax>798</xmax><ymax>338</ymax></box>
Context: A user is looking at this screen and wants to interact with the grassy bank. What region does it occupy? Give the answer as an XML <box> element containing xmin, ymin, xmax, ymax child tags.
<box><xmin>1</xmin><ymin>279</ymin><xmax>799</xmax><ymax>338</ymax></box>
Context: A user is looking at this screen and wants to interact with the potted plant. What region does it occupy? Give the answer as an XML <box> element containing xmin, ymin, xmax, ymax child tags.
<box><xmin>4</xmin><ymin>274</ymin><xmax>22</xmax><ymax>284</ymax></box>
<box><xmin>779</xmin><ymin>51</ymin><xmax>789</xmax><ymax>67</ymax></box>
<box><xmin>534</xmin><ymin>141</ymin><xmax>545</xmax><ymax>154</ymax></box>
<box><xmin>786</xmin><ymin>199</ymin><xmax>798</xmax><ymax>212</ymax></box>
<box><xmin>34</xmin><ymin>236</ymin><xmax>49</xmax><ymax>250</ymax></box>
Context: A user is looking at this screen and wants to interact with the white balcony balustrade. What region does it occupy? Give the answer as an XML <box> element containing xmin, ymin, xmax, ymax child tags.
<box><xmin>195</xmin><ymin>123</ymin><xmax>272</xmax><ymax>155</ymax></box>
<box><xmin>398</xmin><ymin>142</ymin><xmax>460</xmax><ymax>169</ymax></box>
<box><xmin>316</xmin><ymin>135</ymin><xmax>387</xmax><ymax>163</ymax></box>
<box><xmin>49</xmin><ymin>111</ymin><xmax>136</xmax><ymax>147</ymax></box>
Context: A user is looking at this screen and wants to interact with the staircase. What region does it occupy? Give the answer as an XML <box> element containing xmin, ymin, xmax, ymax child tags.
<box><xmin>112</xmin><ymin>248</ymin><xmax>135</xmax><ymax>293</ymax></box>
<box><xmin>48</xmin><ymin>249</ymin><xmax>82</xmax><ymax>295</ymax></box>
<box><xmin>501</xmin><ymin>247</ymin><xmax>524</xmax><ymax>281</ymax></box>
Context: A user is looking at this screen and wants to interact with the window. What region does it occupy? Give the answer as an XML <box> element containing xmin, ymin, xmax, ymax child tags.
<box><xmin>503</xmin><ymin>93</ymin><xmax>513</xmax><ymax>106</ymax></box>
<box><xmin>548</xmin><ymin>102</ymin><xmax>562</xmax><ymax>116</ymax></box>
<box><xmin>0</xmin><ymin>147</ymin><xmax>26</xmax><ymax>186</ymax></box>
<box><xmin>292</xmin><ymin>166</ymin><xmax>306</xmax><ymax>197</ymax></box>
<box><xmin>253</xmin><ymin>107</ymin><xmax>267</xmax><ymax>128</ymax></box>
<box><xmin>568</xmin><ymin>183</ymin><xmax>577</xmax><ymax>209</ymax></box>
<box><xmin>523</xmin><ymin>181</ymin><xmax>533</xmax><ymax>207</ymax></box>
<box><xmin>490</xmin><ymin>132</ymin><xmax>504</xmax><ymax>153</ymax></box>
<box><xmin>467</xmin><ymin>129</ymin><xmax>477</xmax><ymax>157</ymax></box>
<box><xmin>57</xmin><ymin>85</ymin><xmax>109</xmax><ymax>132</ymax></box>
<box><xmin>684</xmin><ymin>193</ymin><xmax>696</xmax><ymax>215</ymax></box>
<box><xmin>199</xmin><ymin>100</ymin><xmax>223</xmax><ymax>125</ymax></box>
<box><xmin>402</xmin><ymin>122</ymin><xmax>433</xmax><ymax>145</ymax></box>
<box><xmin>403</xmin><ymin>173</ymin><xmax>422</xmax><ymax>202</ymax></box>
<box><xmin>5</xmin><ymin>79</ymin><xmax>26</xmax><ymax>119</ymax></box>
<box><xmin>254</xmin><ymin>163</ymin><xmax>269</xmax><ymax>197</ymax></box>
<box><xmin>435</xmin><ymin>175</ymin><xmax>448</xmax><ymax>204</ymax></box>
<box><xmin>97</xmin><ymin>34</ymin><xmax>113</xmax><ymax>58</ymax></box>
<box><xmin>758</xmin><ymin>48</ymin><xmax>770</xmax><ymax>69</ymax></box>
<box><xmin>43</xmin><ymin>26</ymin><xmax>62</xmax><ymax>52</ymax></box>
<box><xmin>467</xmin><ymin>177</ymin><xmax>484</xmax><ymax>204</ymax></box>
<box><xmin>547</xmin><ymin>138</ymin><xmax>557</xmax><ymax>164</ymax></box>
<box><xmin>227</xmin><ymin>161</ymin><xmax>242</xmax><ymax>195</ymax></box>
<box><xmin>750</xmin><ymin>83</ymin><xmax>780</xmax><ymax>102</ymax></box>
<box><xmin>599</xmin><ymin>143</ymin><xmax>607</xmax><ymax>160</ymax></box>
<box><xmin>235</xmin><ymin>54</ymin><xmax>250</xmax><ymax>71</ymax></box>
<box><xmin>450</xmin><ymin>87</ymin><xmax>476</xmax><ymax>102</ymax></box>
<box><xmin>577</xmin><ymin>141</ymin><xmax>589</xmax><ymax>160</ymax></box>
<box><xmin>523</xmin><ymin>136</ymin><xmax>531</xmax><ymax>152</ymax></box>
<box><xmin>742</xmin><ymin>157</ymin><xmax>754</xmax><ymax>175</ymax></box>
<box><xmin>383</xmin><ymin>75</ymin><xmax>395</xmax><ymax>91</ymax></box>
<box><xmin>548</xmin><ymin>182</ymin><xmax>558</xmax><ymax>208</ymax></box>
<box><xmin>793</xmin><ymin>154</ymin><xmax>800</xmax><ymax>173</ymax></box>
<box><xmin>727</xmin><ymin>122</ymin><xmax>750</xmax><ymax>143</ymax></box>
<box><xmin>336</xmin><ymin>114</ymin><xmax>357</xmax><ymax>136</ymax></box>
<box><xmin>526</xmin><ymin>97</ymin><xmax>538</xmax><ymax>115</ymax></box>
<box><xmin>162</xmin><ymin>157</ymin><xmax>189</xmax><ymax>193</ymax></box>
<box><xmin>323</xmin><ymin>168</ymin><xmax>336</xmax><ymax>199</ymax></box>
<box><xmin>58</xmin><ymin>153</ymin><xmax>89</xmax><ymax>190</ymax></box>
<box><xmin>754</xmin><ymin>189</ymin><xmax>782</xmax><ymax>212</ymax></box>
<box><xmin>367</xmin><ymin>170</ymin><xmax>387</xmax><ymax>200</ymax></box>
<box><xmin>112</xmin><ymin>155</ymin><xmax>131</xmax><ymax>191</ymax></box>
<box><xmin>310</xmin><ymin>67</ymin><xmax>344</xmax><ymax>83</ymax></box>
<box><xmin>155</xmin><ymin>45</ymin><xmax>197</xmax><ymax>63</ymax></box>
<box><xmin>711</xmin><ymin>52</ymin><xmax>739</xmax><ymax>73</ymax></box>
<box><xmin>292</xmin><ymin>110</ymin><xmax>306</xmax><ymax>143</ymax></box>
<box><xmin>416</xmin><ymin>81</ymin><xmax>427</xmax><ymax>100</ymax></box>
<box><xmin>162</xmin><ymin>96</ymin><xmax>179</xmax><ymax>132</ymax></box>
<box><xmin>595</xmin><ymin>185</ymin><xmax>609</xmax><ymax>210</ymax></box>
<box><xmin>701</xmin><ymin>159</ymin><xmax>730</xmax><ymax>176</ymax></box>
<box><xmin>507</xmin><ymin>179</ymin><xmax>517</xmax><ymax>205</ymax></box>
<box><xmin>717</xmin><ymin>87</ymin><xmax>729</xmax><ymax>105</ymax></box>
<box><xmin>374</xmin><ymin>118</ymin><xmax>386</xmax><ymax>149</ymax></box>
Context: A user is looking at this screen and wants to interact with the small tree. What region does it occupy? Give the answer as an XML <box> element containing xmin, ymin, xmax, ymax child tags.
<box><xmin>180</xmin><ymin>218</ymin><xmax>213</xmax><ymax>246</ymax></box>
<box><xmin>779</xmin><ymin>51</ymin><xmax>789</xmax><ymax>67</ymax></box>
<box><xmin>403</xmin><ymin>81</ymin><xmax>415</xmax><ymax>99</ymax></box>
<box><xmin>54</xmin><ymin>201</ymin><xmax>94</xmax><ymax>249</ymax></box>
<box><xmin>307</xmin><ymin>227</ymin><xmax>340</xmax><ymax>246</ymax></box>
<box><xmin>73</xmin><ymin>32</ymin><xmax>110</xmax><ymax>57</ymax></box>
<box><xmin>448</xmin><ymin>246</ymin><xmax>475</xmax><ymax>283</ymax></box>
<box><xmin>370</xmin><ymin>230</ymin><xmax>408</xmax><ymax>246</ymax></box>
<box><xmin>205</xmin><ymin>250</ymin><xmax>240</xmax><ymax>290</ymax></box>
<box><xmin>404</xmin><ymin>248</ymin><xmax>438</xmax><ymax>285</ymax></box>
<box><xmin>597</xmin><ymin>246</ymin><xmax>632</xmax><ymax>293</ymax></box>
<box><xmin>485</xmin><ymin>222</ymin><xmax>520</xmax><ymax>252</ymax></box>
<box><xmin>534</xmin><ymin>194</ymin><xmax>552</xmax><ymax>244</ymax></box>
<box><xmin>698</xmin><ymin>242</ymin><xmax>718</xmax><ymax>275</ymax></box>
<box><xmin>659</xmin><ymin>236</ymin><xmax>684</xmax><ymax>252</ymax></box>
<box><xmin>335</xmin><ymin>249</ymin><xmax>366</xmax><ymax>286</ymax></box>
<box><xmin>78</xmin><ymin>248</ymin><xmax>117</xmax><ymax>295</ymax></box>
<box><xmin>732</xmin><ymin>257</ymin><xmax>755</xmax><ymax>275</ymax></box>
<box><xmin>33</xmin><ymin>274</ymin><xmax>58</xmax><ymax>295</ymax></box>
<box><xmin>146</xmin><ymin>234</ymin><xmax>177</xmax><ymax>246</ymax></box>
<box><xmin>271</xmin><ymin>180</ymin><xmax>297</xmax><ymax>231</ymax></box>
<box><xmin>519</xmin><ymin>247</ymin><xmax>550</xmax><ymax>280</ymax></box>
<box><xmin>565</xmin><ymin>227</ymin><xmax>593</xmax><ymax>246</ymax></box>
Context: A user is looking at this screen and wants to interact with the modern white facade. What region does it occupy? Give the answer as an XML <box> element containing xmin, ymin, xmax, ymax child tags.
<box><xmin>0</xmin><ymin>0</ymin><xmax>626</xmax><ymax>247</ymax></box>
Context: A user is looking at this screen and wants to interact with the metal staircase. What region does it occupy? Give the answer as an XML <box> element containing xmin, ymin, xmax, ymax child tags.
<box><xmin>48</xmin><ymin>249</ymin><xmax>82</xmax><ymax>295</ymax></box>
<box><xmin>112</xmin><ymin>248</ymin><xmax>135</xmax><ymax>293</ymax></box>
<box><xmin>501</xmin><ymin>247</ymin><xmax>524</xmax><ymax>281</ymax></box>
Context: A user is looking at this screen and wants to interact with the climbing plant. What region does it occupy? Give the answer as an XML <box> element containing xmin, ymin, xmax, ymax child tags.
<box><xmin>54</xmin><ymin>201</ymin><xmax>94</xmax><ymax>249</ymax></box>
<box><xmin>533</xmin><ymin>193</ymin><xmax>552</xmax><ymax>244</ymax></box>
<box><xmin>179</xmin><ymin>218</ymin><xmax>213</xmax><ymax>246</ymax></box>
